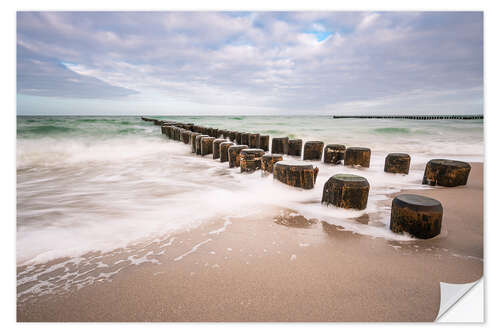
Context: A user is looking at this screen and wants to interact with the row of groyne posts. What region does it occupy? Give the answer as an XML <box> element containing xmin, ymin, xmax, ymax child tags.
<box><xmin>332</xmin><ymin>115</ymin><xmax>483</xmax><ymax>120</ymax></box>
<box><xmin>142</xmin><ymin>117</ymin><xmax>472</xmax><ymax>240</ymax></box>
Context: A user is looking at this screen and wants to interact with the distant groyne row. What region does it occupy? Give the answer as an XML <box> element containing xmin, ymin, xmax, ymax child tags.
<box><xmin>332</xmin><ymin>115</ymin><xmax>483</xmax><ymax>120</ymax></box>
<box><xmin>142</xmin><ymin>116</ymin><xmax>472</xmax><ymax>240</ymax></box>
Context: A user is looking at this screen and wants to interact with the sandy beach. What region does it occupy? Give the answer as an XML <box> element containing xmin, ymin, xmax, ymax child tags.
<box><xmin>16</xmin><ymin>162</ymin><xmax>483</xmax><ymax>322</ymax></box>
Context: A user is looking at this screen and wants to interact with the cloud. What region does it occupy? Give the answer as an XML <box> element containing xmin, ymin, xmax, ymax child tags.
<box><xmin>16</xmin><ymin>11</ymin><xmax>483</xmax><ymax>114</ymax></box>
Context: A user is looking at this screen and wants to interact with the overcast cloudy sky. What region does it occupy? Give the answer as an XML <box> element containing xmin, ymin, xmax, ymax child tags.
<box><xmin>17</xmin><ymin>11</ymin><xmax>483</xmax><ymax>115</ymax></box>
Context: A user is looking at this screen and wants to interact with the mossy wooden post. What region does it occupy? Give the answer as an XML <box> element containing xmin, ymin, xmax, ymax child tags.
<box><xmin>344</xmin><ymin>147</ymin><xmax>371</xmax><ymax>167</ymax></box>
<box><xmin>220</xmin><ymin>142</ymin><xmax>235</xmax><ymax>162</ymax></box>
<box><xmin>273</xmin><ymin>160</ymin><xmax>319</xmax><ymax>189</ymax></box>
<box><xmin>261</xmin><ymin>153</ymin><xmax>283</xmax><ymax>173</ymax></box>
<box><xmin>240</xmin><ymin>133</ymin><xmax>250</xmax><ymax>146</ymax></box>
<box><xmin>240</xmin><ymin>148</ymin><xmax>265</xmax><ymax>173</ymax></box>
<box><xmin>190</xmin><ymin>132</ymin><xmax>201</xmax><ymax>153</ymax></box>
<box><xmin>181</xmin><ymin>130</ymin><xmax>192</xmax><ymax>144</ymax></box>
<box><xmin>249</xmin><ymin>133</ymin><xmax>261</xmax><ymax>148</ymax></box>
<box><xmin>195</xmin><ymin>135</ymin><xmax>209</xmax><ymax>155</ymax></box>
<box><xmin>303</xmin><ymin>141</ymin><xmax>324</xmax><ymax>160</ymax></box>
<box><xmin>212</xmin><ymin>139</ymin><xmax>226</xmax><ymax>159</ymax></box>
<box><xmin>390</xmin><ymin>194</ymin><xmax>443</xmax><ymax>239</ymax></box>
<box><xmin>228</xmin><ymin>131</ymin><xmax>237</xmax><ymax>142</ymax></box>
<box><xmin>201</xmin><ymin>137</ymin><xmax>215</xmax><ymax>156</ymax></box>
<box><xmin>422</xmin><ymin>159</ymin><xmax>471</xmax><ymax>187</ymax></box>
<box><xmin>321</xmin><ymin>174</ymin><xmax>370</xmax><ymax>210</ymax></box>
<box><xmin>287</xmin><ymin>139</ymin><xmax>302</xmax><ymax>156</ymax></box>
<box><xmin>324</xmin><ymin>144</ymin><xmax>346</xmax><ymax>164</ymax></box>
<box><xmin>259</xmin><ymin>135</ymin><xmax>269</xmax><ymax>152</ymax></box>
<box><xmin>385</xmin><ymin>153</ymin><xmax>411</xmax><ymax>174</ymax></box>
<box><xmin>272</xmin><ymin>137</ymin><xmax>289</xmax><ymax>154</ymax></box>
<box><xmin>228</xmin><ymin>145</ymin><xmax>249</xmax><ymax>168</ymax></box>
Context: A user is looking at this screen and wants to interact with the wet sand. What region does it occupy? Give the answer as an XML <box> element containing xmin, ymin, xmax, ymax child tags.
<box><xmin>17</xmin><ymin>163</ymin><xmax>483</xmax><ymax>322</ymax></box>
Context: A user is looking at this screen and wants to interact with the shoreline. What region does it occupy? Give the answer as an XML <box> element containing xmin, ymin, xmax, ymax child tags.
<box><xmin>17</xmin><ymin>163</ymin><xmax>483</xmax><ymax>322</ymax></box>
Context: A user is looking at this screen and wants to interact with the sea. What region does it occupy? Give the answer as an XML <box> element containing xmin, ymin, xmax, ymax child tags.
<box><xmin>16</xmin><ymin>115</ymin><xmax>484</xmax><ymax>302</ymax></box>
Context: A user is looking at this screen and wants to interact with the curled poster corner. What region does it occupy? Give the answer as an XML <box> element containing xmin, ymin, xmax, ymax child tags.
<box><xmin>436</xmin><ymin>278</ymin><xmax>483</xmax><ymax>322</ymax></box>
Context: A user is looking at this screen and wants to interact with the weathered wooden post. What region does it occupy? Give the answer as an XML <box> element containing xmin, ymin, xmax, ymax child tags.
<box><xmin>287</xmin><ymin>139</ymin><xmax>302</xmax><ymax>156</ymax></box>
<box><xmin>180</xmin><ymin>130</ymin><xmax>192</xmax><ymax>144</ymax></box>
<box><xmin>249</xmin><ymin>133</ymin><xmax>261</xmax><ymax>148</ymax></box>
<box><xmin>235</xmin><ymin>132</ymin><xmax>242</xmax><ymax>144</ymax></box>
<box><xmin>201</xmin><ymin>137</ymin><xmax>215</xmax><ymax>156</ymax></box>
<box><xmin>240</xmin><ymin>133</ymin><xmax>250</xmax><ymax>146</ymax></box>
<box><xmin>228</xmin><ymin>131</ymin><xmax>237</xmax><ymax>142</ymax></box>
<box><xmin>212</xmin><ymin>138</ymin><xmax>227</xmax><ymax>159</ymax></box>
<box><xmin>190</xmin><ymin>132</ymin><xmax>201</xmax><ymax>153</ymax></box>
<box><xmin>273</xmin><ymin>161</ymin><xmax>319</xmax><ymax>189</ymax></box>
<box><xmin>195</xmin><ymin>134</ymin><xmax>209</xmax><ymax>155</ymax></box>
<box><xmin>272</xmin><ymin>137</ymin><xmax>289</xmax><ymax>154</ymax></box>
<box><xmin>259</xmin><ymin>135</ymin><xmax>270</xmax><ymax>152</ymax></box>
<box><xmin>173</xmin><ymin>127</ymin><xmax>182</xmax><ymax>141</ymax></box>
<box><xmin>384</xmin><ymin>153</ymin><xmax>411</xmax><ymax>174</ymax></box>
<box><xmin>390</xmin><ymin>194</ymin><xmax>443</xmax><ymax>239</ymax></box>
<box><xmin>422</xmin><ymin>159</ymin><xmax>471</xmax><ymax>187</ymax></box>
<box><xmin>240</xmin><ymin>149</ymin><xmax>265</xmax><ymax>173</ymax></box>
<box><xmin>303</xmin><ymin>141</ymin><xmax>324</xmax><ymax>160</ymax></box>
<box><xmin>322</xmin><ymin>174</ymin><xmax>369</xmax><ymax>210</ymax></box>
<box><xmin>323</xmin><ymin>144</ymin><xmax>346</xmax><ymax>164</ymax></box>
<box><xmin>161</xmin><ymin>125</ymin><xmax>168</xmax><ymax>135</ymax></box>
<box><xmin>220</xmin><ymin>142</ymin><xmax>235</xmax><ymax>163</ymax></box>
<box><xmin>261</xmin><ymin>154</ymin><xmax>283</xmax><ymax>173</ymax></box>
<box><xmin>344</xmin><ymin>147</ymin><xmax>371</xmax><ymax>167</ymax></box>
<box><xmin>228</xmin><ymin>145</ymin><xmax>249</xmax><ymax>168</ymax></box>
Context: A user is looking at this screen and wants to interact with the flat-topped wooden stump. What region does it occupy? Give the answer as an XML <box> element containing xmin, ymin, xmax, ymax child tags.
<box><xmin>195</xmin><ymin>135</ymin><xmax>209</xmax><ymax>155</ymax></box>
<box><xmin>173</xmin><ymin>127</ymin><xmax>181</xmax><ymax>141</ymax></box>
<box><xmin>288</xmin><ymin>139</ymin><xmax>302</xmax><ymax>156</ymax></box>
<box><xmin>228</xmin><ymin>145</ymin><xmax>249</xmax><ymax>168</ymax></box>
<box><xmin>261</xmin><ymin>154</ymin><xmax>283</xmax><ymax>173</ymax></box>
<box><xmin>190</xmin><ymin>132</ymin><xmax>201</xmax><ymax>153</ymax></box>
<box><xmin>240</xmin><ymin>148</ymin><xmax>265</xmax><ymax>173</ymax></box>
<box><xmin>272</xmin><ymin>137</ymin><xmax>289</xmax><ymax>154</ymax></box>
<box><xmin>212</xmin><ymin>139</ymin><xmax>227</xmax><ymax>159</ymax></box>
<box><xmin>201</xmin><ymin>137</ymin><xmax>215</xmax><ymax>156</ymax></box>
<box><xmin>235</xmin><ymin>132</ymin><xmax>242</xmax><ymax>144</ymax></box>
<box><xmin>345</xmin><ymin>147</ymin><xmax>371</xmax><ymax>167</ymax></box>
<box><xmin>273</xmin><ymin>160</ymin><xmax>319</xmax><ymax>189</ymax></box>
<box><xmin>385</xmin><ymin>153</ymin><xmax>411</xmax><ymax>174</ymax></box>
<box><xmin>303</xmin><ymin>141</ymin><xmax>324</xmax><ymax>160</ymax></box>
<box><xmin>390</xmin><ymin>194</ymin><xmax>443</xmax><ymax>239</ymax></box>
<box><xmin>220</xmin><ymin>142</ymin><xmax>235</xmax><ymax>163</ymax></box>
<box><xmin>324</xmin><ymin>144</ymin><xmax>346</xmax><ymax>164</ymax></box>
<box><xmin>259</xmin><ymin>135</ymin><xmax>269</xmax><ymax>151</ymax></box>
<box><xmin>240</xmin><ymin>133</ymin><xmax>250</xmax><ymax>146</ymax></box>
<box><xmin>322</xmin><ymin>174</ymin><xmax>370</xmax><ymax>210</ymax></box>
<box><xmin>422</xmin><ymin>159</ymin><xmax>471</xmax><ymax>187</ymax></box>
<box><xmin>249</xmin><ymin>133</ymin><xmax>260</xmax><ymax>148</ymax></box>
<box><xmin>228</xmin><ymin>131</ymin><xmax>237</xmax><ymax>142</ymax></box>
<box><xmin>180</xmin><ymin>130</ymin><xmax>192</xmax><ymax>144</ymax></box>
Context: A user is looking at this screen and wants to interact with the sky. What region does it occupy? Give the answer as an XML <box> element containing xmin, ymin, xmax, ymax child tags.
<box><xmin>16</xmin><ymin>11</ymin><xmax>483</xmax><ymax>115</ymax></box>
